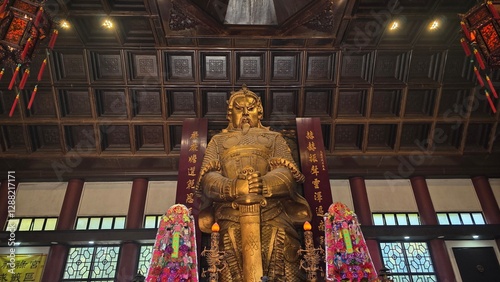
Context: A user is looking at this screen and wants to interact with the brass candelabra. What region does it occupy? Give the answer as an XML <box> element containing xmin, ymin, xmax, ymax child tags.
<box><xmin>201</xmin><ymin>223</ymin><xmax>227</xmax><ymax>282</ymax></box>
<box><xmin>298</xmin><ymin>221</ymin><xmax>324</xmax><ymax>282</ymax></box>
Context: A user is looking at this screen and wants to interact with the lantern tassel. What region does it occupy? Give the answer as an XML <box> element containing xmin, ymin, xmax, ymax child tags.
<box><xmin>19</xmin><ymin>69</ymin><xmax>29</xmax><ymax>90</ymax></box>
<box><xmin>0</xmin><ymin>0</ymin><xmax>7</xmax><ymax>14</ymax></box>
<box><xmin>21</xmin><ymin>38</ymin><xmax>32</xmax><ymax>61</ymax></box>
<box><xmin>485</xmin><ymin>90</ymin><xmax>497</xmax><ymax>113</ymax></box>
<box><xmin>0</xmin><ymin>68</ymin><xmax>4</xmax><ymax>81</ymax></box>
<box><xmin>34</xmin><ymin>7</ymin><xmax>43</xmax><ymax>26</ymax></box>
<box><xmin>461</xmin><ymin>21</ymin><xmax>471</xmax><ymax>40</ymax></box>
<box><xmin>9</xmin><ymin>94</ymin><xmax>20</xmax><ymax>117</ymax></box>
<box><xmin>48</xmin><ymin>30</ymin><xmax>58</xmax><ymax>49</ymax></box>
<box><xmin>474</xmin><ymin>49</ymin><xmax>486</xmax><ymax>70</ymax></box>
<box><xmin>460</xmin><ymin>38</ymin><xmax>471</xmax><ymax>56</ymax></box>
<box><xmin>37</xmin><ymin>59</ymin><xmax>47</xmax><ymax>81</ymax></box>
<box><xmin>486</xmin><ymin>76</ymin><xmax>499</xmax><ymax>98</ymax></box>
<box><xmin>8</xmin><ymin>64</ymin><xmax>21</xmax><ymax>90</ymax></box>
<box><xmin>474</xmin><ymin>67</ymin><xmax>484</xmax><ymax>87</ymax></box>
<box><xmin>27</xmin><ymin>85</ymin><xmax>38</xmax><ymax>110</ymax></box>
<box><xmin>488</xmin><ymin>1</ymin><xmax>500</xmax><ymax>19</ymax></box>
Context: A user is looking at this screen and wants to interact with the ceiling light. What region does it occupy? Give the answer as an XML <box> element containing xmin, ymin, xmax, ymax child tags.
<box><xmin>60</xmin><ymin>20</ymin><xmax>70</xmax><ymax>29</ymax></box>
<box><xmin>389</xmin><ymin>21</ymin><xmax>399</xmax><ymax>31</ymax></box>
<box><xmin>88</xmin><ymin>241</ymin><xmax>95</xmax><ymax>244</ymax></box>
<box><xmin>429</xmin><ymin>20</ymin><xmax>439</xmax><ymax>30</ymax></box>
<box><xmin>472</xmin><ymin>235</ymin><xmax>479</xmax><ymax>239</ymax></box>
<box><xmin>102</xmin><ymin>19</ymin><xmax>113</xmax><ymax>29</ymax></box>
<box><xmin>404</xmin><ymin>236</ymin><xmax>410</xmax><ymax>239</ymax></box>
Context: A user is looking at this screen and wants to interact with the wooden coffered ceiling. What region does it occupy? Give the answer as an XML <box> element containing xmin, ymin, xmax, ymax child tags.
<box><xmin>1</xmin><ymin>0</ymin><xmax>500</xmax><ymax>181</ymax></box>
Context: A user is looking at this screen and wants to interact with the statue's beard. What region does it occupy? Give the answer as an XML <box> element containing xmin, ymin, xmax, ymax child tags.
<box><xmin>241</xmin><ymin>121</ymin><xmax>251</xmax><ymax>135</ymax></box>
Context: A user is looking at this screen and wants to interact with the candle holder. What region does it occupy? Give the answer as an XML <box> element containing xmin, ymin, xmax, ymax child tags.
<box><xmin>298</xmin><ymin>221</ymin><xmax>324</xmax><ymax>282</ymax></box>
<box><xmin>201</xmin><ymin>223</ymin><xmax>227</xmax><ymax>282</ymax></box>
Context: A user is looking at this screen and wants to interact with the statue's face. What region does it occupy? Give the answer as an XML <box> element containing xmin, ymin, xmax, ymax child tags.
<box><xmin>229</xmin><ymin>95</ymin><xmax>260</xmax><ymax>129</ymax></box>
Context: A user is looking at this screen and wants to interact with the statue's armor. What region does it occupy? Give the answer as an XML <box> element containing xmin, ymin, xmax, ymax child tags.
<box><xmin>197</xmin><ymin>127</ymin><xmax>311</xmax><ymax>282</ymax></box>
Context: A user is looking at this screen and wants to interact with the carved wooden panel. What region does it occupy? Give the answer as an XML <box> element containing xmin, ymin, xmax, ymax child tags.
<box><xmin>399</xmin><ymin>123</ymin><xmax>431</xmax><ymax>150</ymax></box>
<box><xmin>2</xmin><ymin>125</ymin><xmax>26</xmax><ymax>151</ymax></box>
<box><xmin>51</xmin><ymin>51</ymin><xmax>87</xmax><ymax>82</ymax></box>
<box><xmin>30</xmin><ymin>125</ymin><xmax>61</xmax><ymax>151</ymax></box>
<box><xmin>408</xmin><ymin>51</ymin><xmax>443</xmax><ymax>84</ymax></box>
<box><xmin>165</xmin><ymin>52</ymin><xmax>195</xmax><ymax>81</ymax></box>
<box><xmin>59</xmin><ymin>90</ymin><xmax>92</xmax><ymax>117</ymax></box>
<box><xmin>270</xmin><ymin>91</ymin><xmax>297</xmax><ymax>116</ymax></box>
<box><xmin>95</xmin><ymin>90</ymin><xmax>128</xmax><ymax>117</ymax></box>
<box><xmin>271</xmin><ymin>53</ymin><xmax>299</xmax><ymax>81</ymax></box>
<box><xmin>340</xmin><ymin>51</ymin><xmax>374</xmax><ymax>84</ymax></box>
<box><xmin>337</xmin><ymin>89</ymin><xmax>367</xmax><ymax>117</ymax></box>
<box><xmin>89</xmin><ymin>51</ymin><xmax>124</xmax><ymax>82</ymax></box>
<box><xmin>404</xmin><ymin>89</ymin><xmax>436</xmax><ymax>117</ymax></box>
<box><xmin>169</xmin><ymin>125</ymin><xmax>183</xmax><ymax>152</ymax></box>
<box><xmin>136</xmin><ymin>125</ymin><xmax>164</xmax><ymax>151</ymax></box>
<box><xmin>132</xmin><ymin>89</ymin><xmax>162</xmax><ymax>116</ymax></box>
<box><xmin>236</xmin><ymin>52</ymin><xmax>265</xmax><ymax>82</ymax></box>
<box><xmin>438</xmin><ymin>89</ymin><xmax>470</xmax><ymax>116</ymax></box>
<box><xmin>306</xmin><ymin>53</ymin><xmax>334</xmax><ymax>82</ymax></box>
<box><xmin>367</xmin><ymin>124</ymin><xmax>397</xmax><ymax>150</ymax></box>
<box><xmin>304</xmin><ymin>89</ymin><xmax>331</xmax><ymax>117</ymax></box>
<box><xmin>26</xmin><ymin>89</ymin><xmax>56</xmax><ymax>118</ymax></box>
<box><xmin>117</xmin><ymin>17</ymin><xmax>155</xmax><ymax>46</ymax></box>
<box><xmin>168</xmin><ymin>90</ymin><xmax>196</xmax><ymax>116</ymax></box>
<box><xmin>464</xmin><ymin>123</ymin><xmax>492</xmax><ymax>151</ymax></box>
<box><xmin>201</xmin><ymin>53</ymin><xmax>230</xmax><ymax>81</ymax></box>
<box><xmin>64</xmin><ymin>125</ymin><xmax>96</xmax><ymax>151</ymax></box>
<box><xmin>433</xmin><ymin>123</ymin><xmax>463</xmax><ymax>150</ymax></box>
<box><xmin>128</xmin><ymin>52</ymin><xmax>159</xmax><ymax>82</ymax></box>
<box><xmin>374</xmin><ymin>51</ymin><xmax>409</xmax><ymax>84</ymax></box>
<box><xmin>334</xmin><ymin>124</ymin><xmax>363</xmax><ymax>150</ymax></box>
<box><xmin>204</xmin><ymin>90</ymin><xmax>229</xmax><ymax>117</ymax></box>
<box><xmin>371</xmin><ymin>89</ymin><xmax>402</xmax><ymax>117</ymax></box>
<box><xmin>101</xmin><ymin>125</ymin><xmax>131</xmax><ymax>151</ymax></box>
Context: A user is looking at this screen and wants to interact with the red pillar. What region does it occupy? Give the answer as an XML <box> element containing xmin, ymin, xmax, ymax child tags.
<box><xmin>0</xmin><ymin>179</ymin><xmax>17</xmax><ymax>230</ymax></box>
<box><xmin>410</xmin><ymin>176</ymin><xmax>456</xmax><ymax>282</ymax></box>
<box><xmin>349</xmin><ymin>177</ymin><xmax>383</xmax><ymax>273</ymax></box>
<box><xmin>42</xmin><ymin>179</ymin><xmax>84</xmax><ymax>282</ymax></box>
<box><xmin>116</xmin><ymin>178</ymin><xmax>149</xmax><ymax>281</ymax></box>
<box><xmin>471</xmin><ymin>176</ymin><xmax>500</xmax><ymax>224</ymax></box>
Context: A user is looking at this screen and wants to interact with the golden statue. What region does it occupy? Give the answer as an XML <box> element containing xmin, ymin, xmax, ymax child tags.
<box><xmin>196</xmin><ymin>85</ymin><xmax>312</xmax><ymax>282</ymax></box>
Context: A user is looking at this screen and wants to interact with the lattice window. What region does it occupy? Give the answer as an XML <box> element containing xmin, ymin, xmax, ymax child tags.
<box><xmin>436</xmin><ymin>212</ymin><xmax>486</xmax><ymax>225</ymax></box>
<box><xmin>380</xmin><ymin>242</ymin><xmax>437</xmax><ymax>282</ymax></box>
<box><xmin>372</xmin><ymin>213</ymin><xmax>420</xmax><ymax>226</ymax></box>
<box><xmin>137</xmin><ymin>244</ymin><xmax>153</xmax><ymax>276</ymax></box>
<box><xmin>4</xmin><ymin>217</ymin><xmax>57</xmax><ymax>231</ymax></box>
<box><xmin>63</xmin><ymin>245</ymin><xmax>120</xmax><ymax>281</ymax></box>
<box><xmin>144</xmin><ymin>215</ymin><xmax>163</xmax><ymax>228</ymax></box>
<box><xmin>75</xmin><ymin>216</ymin><xmax>126</xmax><ymax>230</ymax></box>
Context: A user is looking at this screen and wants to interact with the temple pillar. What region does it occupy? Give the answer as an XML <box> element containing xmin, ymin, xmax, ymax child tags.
<box><xmin>349</xmin><ymin>177</ymin><xmax>383</xmax><ymax>272</ymax></box>
<box><xmin>116</xmin><ymin>178</ymin><xmax>148</xmax><ymax>281</ymax></box>
<box><xmin>471</xmin><ymin>176</ymin><xmax>500</xmax><ymax>224</ymax></box>
<box><xmin>42</xmin><ymin>179</ymin><xmax>84</xmax><ymax>282</ymax></box>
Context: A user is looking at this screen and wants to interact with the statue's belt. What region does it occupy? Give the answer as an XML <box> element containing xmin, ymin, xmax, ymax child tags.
<box><xmin>214</xmin><ymin>200</ymin><xmax>283</xmax><ymax>222</ymax></box>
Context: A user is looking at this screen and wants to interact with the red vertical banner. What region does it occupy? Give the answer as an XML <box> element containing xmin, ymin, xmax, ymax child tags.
<box><xmin>175</xmin><ymin>118</ymin><xmax>208</xmax><ymax>255</ymax></box>
<box><xmin>296</xmin><ymin>118</ymin><xmax>333</xmax><ymax>246</ymax></box>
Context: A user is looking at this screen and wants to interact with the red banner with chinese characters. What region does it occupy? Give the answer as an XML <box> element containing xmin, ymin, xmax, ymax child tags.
<box><xmin>175</xmin><ymin>118</ymin><xmax>208</xmax><ymax>254</ymax></box>
<box><xmin>296</xmin><ymin>118</ymin><xmax>333</xmax><ymax>246</ymax></box>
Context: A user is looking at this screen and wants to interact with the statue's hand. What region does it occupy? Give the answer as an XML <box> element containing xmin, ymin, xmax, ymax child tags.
<box><xmin>247</xmin><ymin>171</ymin><xmax>263</xmax><ymax>195</ymax></box>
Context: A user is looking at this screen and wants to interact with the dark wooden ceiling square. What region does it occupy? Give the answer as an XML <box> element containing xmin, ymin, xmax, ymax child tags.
<box><xmin>204</xmin><ymin>90</ymin><xmax>230</xmax><ymax>117</ymax></box>
<box><xmin>29</xmin><ymin>125</ymin><xmax>61</xmax><ymax>151</ymax></box>
<box><xmin>438</xmin><ymin>89</ymin><xmax>470</xmax><ymax>117</ymax></box>
<box><xmin>399</xmin><ymin>123</ymin><xmax>431</xmax><ymax>150</ymax></box>
<box><xmin>337</xmin><ymin>89</ymin><xmax>367</xmax><ymax>117</ymax></box>
<box><xmin>117</xmin><ymin>17</ymin><xmax>155</xmax><ymax>46</ymax></box>
<box><xmin>408</xmin><ymin>51</ymin><xmax>444</xmax><ymax>85</ymax></box>
<box><xmin>165</xmin><ymin>52</ymin><xmax>195</xmax><ymax>81</ymax></box>
<box><xmin>270</xmin><ymin>91</ymin><xmax>297</xmax><ymax>117</ymax></box>
<box><xmin>136</xmin><ymin>125</ymin><xmax>165</xmax><ymax>151</ymax></box>
<box><xmin>95</xmin><ymin>90</ymin><xmax>128</xmax><ymax>117</ymax></box>
<box><xmin>1</xmin><ymin>125</ymin><xmax>27</xmax><ymax>152</ymax></box>
<box><xmin>339</xmin><ymin>51</ymin><xmax>374</xmax><ymax>84</ymax></box>
<box><xmin>367</xmin><ymin>124</ymin><xmax>397</xmax><ymax>150</ymax></box>
<box><xmin>414</xmin><ymin>15</ymin><xmax>461</xmax><ymax>47</ymax></box>
<box><xmin>25</xmin><ymin>88</ymin><xmax>56</xmax><ymax>118</ymax></box>
<box><xmin>72</xmin><ymin>16</ymin><xmax>121</xmax><ymax>46</ymax></box>
<box><xmin>470</xmin><ymin>90</ymin><xmax>498</xmax><ymax>118</ymax></box>
<box><xmin>464</xmin><ymin>123</ymin><xmax>493</xmax><ymax>152</ymax></box>
<box><xmin>66</xmin><ymin>0</ymin><xmax>103</xmax><ymax>10</ymax></box>
<box><xmin>169</xmin><ymin>125</ymin><xmax>183</xmax><ymax>153</ymax></box>
<box><xmin>334</xmin><ymin>124</ymin><xmax>364</xmax><ymax>151</ymax></box>
<box><xmin>271</xmin><ymin>52</ymin><xmax>300</xmax><ymax>81</ymax></box>
<box><xmin>378</xmin><ymin>17</ymin><xmax>423</xmax><ymax>47</ymax></box>
<box><xmin>442</xmin><ymin>51</ymin><xmax>474</xmax><ymax>85</ymax></box>
<box><xmin>89</xmin><ymin>51</ymin><xmax>125</xmax><ymax>83</ymax></box>
<box><xmin>236</xmin><ymin>52</ymin><xmax>265</xmax><ymax>82</ymax></box>
<box><xmin>432</xmin><ymin>123</ymin><xmax>463</xmax><ymax>151</ymax></box>
<box><xmin>304</xmin><ymin>89</ymin><xmax>332</xmax><ymax>117</ymax></box>
<box><xmin>59</xmin><ymin>89</ymin><xmax>92</xmax><ymax>117</ymax></box>
<box><xmin>64</xmin><ymin>125</ymin><xmax>96</xmax><ymax>152</ymax></box>
<box><xmin>127</xmin><ymin>51</ymin><xmax>159</xmax><ymax>83</ymax></box>
<box><xmin>373</xmin><ymin>51</ymin><xmax>409</xmax><ymax>84</ymax></box>
<box><xmin>51</xmin><ymin>50</ymin><xmax>88</xmax><ymax>82</ymax></box>
<box><xmin>132</xmin><ymin>89</ymin><xmax>162</xmax><ymax>117</ymax></box>
<box><xmin>342</xmin><ymin>18</ymin><xmax>383</xmax><ymax>46</ymax></box>
<box><xmin>100</xmin><ymin>125</ymin><xmax>131</xmax><ymax>151</ymax></box>
<box><xmin>371</xmin><ymin>89</ymin><xmax>402</xmax><ymax>117</ymax></box>
<box><xmin>201</xmin><ymin>52</ymin><xmax>230</xmax><ymax>82</ymax></box>
<box><xmin>306</xmin><ymin>53</ymin><xmax>335</xmax><ymax>82</ymax></box>
<box><xmin>168</xmin><ymin>90</ymin><xmax>197</xmax><ymax>117</ymax></box>
<box><xmin>404</xmin><ymin>89</ymin><xmax>436</xmax><ymax>117</ymax></box>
